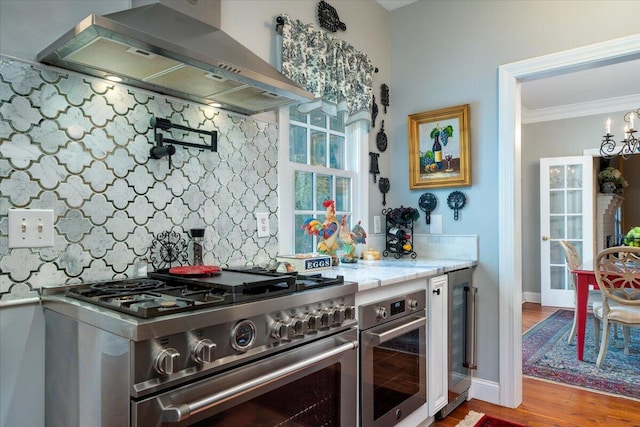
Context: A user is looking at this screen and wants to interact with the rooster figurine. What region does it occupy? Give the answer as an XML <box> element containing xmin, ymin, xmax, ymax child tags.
<box><xmin>301</xmin><ymin>200</ymin><xmax>340</xmax><ymax>265</ymax></box>
<box><xmin>339</xmin><ymin>216</ymin><xmax>367</xmax><ymax>263</ymax></box>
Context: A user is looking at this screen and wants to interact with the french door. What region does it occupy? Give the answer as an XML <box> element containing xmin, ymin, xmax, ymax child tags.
<box><xmin>539</xmin><ymin>155</ymin><xmax>594</xmax><ymax>307</ymax></box>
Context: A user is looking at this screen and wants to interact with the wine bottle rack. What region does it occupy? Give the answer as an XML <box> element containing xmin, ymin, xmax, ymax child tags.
<box><xmin>382</xmin><ymin>207</ymin><xmax>418</xmax><ymax>259</ymax></box>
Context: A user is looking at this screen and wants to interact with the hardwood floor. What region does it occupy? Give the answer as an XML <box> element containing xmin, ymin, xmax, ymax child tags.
<box><xmin>432</xmin><ymin>302</ymin><xmax>640</xmax><ymax>427</ymax></box>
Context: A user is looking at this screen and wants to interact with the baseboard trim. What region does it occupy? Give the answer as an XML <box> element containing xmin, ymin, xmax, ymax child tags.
<box><xmin>469</xmin><ymin>377</ymin><xmax>500</xmax><ymax>405</ymax></box>
<box><xmin>522</xmin><ymin>292</ymin><xmax>541</xmax><ymax>304</ymax></box>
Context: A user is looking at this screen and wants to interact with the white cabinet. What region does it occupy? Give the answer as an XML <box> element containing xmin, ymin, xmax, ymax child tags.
<box><xmin>428</xmin><ymin>274</ymin><xmax>448</xmax><ymax>416</ymax></box>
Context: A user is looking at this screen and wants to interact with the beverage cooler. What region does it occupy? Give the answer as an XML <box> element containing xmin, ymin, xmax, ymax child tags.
<box><xmin>437</xmin><ymin>267</ymin><xmax>477</xmax><ymax>419</ymax></box>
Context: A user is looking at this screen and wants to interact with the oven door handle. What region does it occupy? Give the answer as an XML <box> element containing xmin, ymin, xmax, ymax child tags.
<box><xmin>161</xmin><ymin>339</ymin><xmax>358</xmax><ymax>423</ymax></box>
<box><xmin>362</xmin><ymin>315</ymin><xmax>425</xmax><ymax>346</ymax></box>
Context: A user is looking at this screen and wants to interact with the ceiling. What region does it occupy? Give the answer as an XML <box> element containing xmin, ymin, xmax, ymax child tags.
<box><xmin>375</xmin><ymin>0</ymin><xmax>639</xmax><ymax>118</ymax></box>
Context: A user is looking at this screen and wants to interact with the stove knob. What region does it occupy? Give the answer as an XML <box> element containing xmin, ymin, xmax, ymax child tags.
<box><xmin>192</xmin><ymin>339</ymin><xmax>216</xmax><ymax>365</ymax></box>
<box><xmin>344</xmin><ymin>306</ymin><xmax>356</xmax><ymax>320</ymax></box>
<box><xmin>332</xmin><ymin>307</ymin><xmax>346</xmax><ymax>324</ymax></box>
<box><xmin>305</xmin><ymin>314</ymin><xmax>319</xmax><ymax>332</ymax></box>
<box><xmin>291</xmin><ymin>318</ymin><xmax>305</xmax><ymax>337</ymax></box>
<box><xmin>408</xmin><ymin>299</ymin><xmax>419</xmax><ymax>310</ymax></box>
<box><xmin>376</xmin><ymin>306</ymin><xmax>388</xmax><ymax>320</ymax></box>
<box><xmin>271</xmin><ymin>321</ymin><xmax>291</xmax><ymax>341</ymax></box>
<box><xmin>319</xmin><ymin>311</ymin><xmax>331</xmax><ymax>329</ymax></box>
<box><xmin>154</xmin><ymin>348</ymin><xmax>180</xmax><ymax>376</ymax></box>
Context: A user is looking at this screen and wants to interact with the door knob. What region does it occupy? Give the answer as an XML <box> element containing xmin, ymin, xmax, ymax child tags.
<box><xmin>541</xmin><ymin>235</ymin><xmax>549</xmax><ymax>241</ymax></box>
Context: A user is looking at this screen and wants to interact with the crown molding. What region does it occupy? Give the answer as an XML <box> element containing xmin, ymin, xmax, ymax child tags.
<box><xmin>522</xmin><ymin>94</ymin><xmax>640</xmax><ymax>124</ymax></box>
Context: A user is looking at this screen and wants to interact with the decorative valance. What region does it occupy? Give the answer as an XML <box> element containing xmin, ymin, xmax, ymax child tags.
<box><xmin>279</xmin><ymin>13</ymin><xmax>374</xmax><ymax>129</ymax></box>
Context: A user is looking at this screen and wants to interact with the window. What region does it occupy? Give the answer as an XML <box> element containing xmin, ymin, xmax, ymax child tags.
<box><xmin>278</xmin><ymin>106</ymin><xmax>367</xmax><ymax>255</ymax></box>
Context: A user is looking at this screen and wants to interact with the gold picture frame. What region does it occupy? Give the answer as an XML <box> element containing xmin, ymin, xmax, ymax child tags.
<box><xmin>408</xmin><ymin>104</ymin><xmax>471</xmax><ymax>189</ymax></box>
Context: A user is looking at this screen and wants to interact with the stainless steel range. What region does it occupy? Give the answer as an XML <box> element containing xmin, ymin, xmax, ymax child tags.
<box><xmin>43</xmin><ymin>268</ymin><xmax>358</xmax><ymax>427</ymax></box>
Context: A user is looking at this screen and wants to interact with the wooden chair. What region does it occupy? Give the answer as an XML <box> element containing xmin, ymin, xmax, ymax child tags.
<box><xmin>592</xmin><ymin>246</ymin><xmax>640</xmax><ymax>368</ymax></box>
<box><xmin>559</xmin><ymin>240</ymin><xmax>603</xmax><ymax>345</ymax></box>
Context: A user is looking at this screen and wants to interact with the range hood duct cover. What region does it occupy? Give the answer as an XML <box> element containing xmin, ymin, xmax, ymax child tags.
<box><xmin>37</xmin><ymin>3</ymin><xmax>314</xmax><ymax>115</ymax></box>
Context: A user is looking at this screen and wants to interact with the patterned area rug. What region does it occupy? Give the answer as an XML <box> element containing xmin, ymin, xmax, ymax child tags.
<box><xmin>456</xmin><ymin>411</ymin><xmax>526</xmax><ymax>427</ymax></box>
<box><xmin>522</xmin><ymin>309</ymin><xmax>640</xmax><ymax>399</ymax></box>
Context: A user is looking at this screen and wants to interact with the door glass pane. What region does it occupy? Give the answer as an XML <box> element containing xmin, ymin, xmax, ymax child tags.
<box><xmin>316</xmin><ymin>175</ymin><xmax>332</xmax><ymax>210</ymax></box>
<box><xmin>566</xmin><ymin>164</ymin><xmax>582</xmax><ymax>188</ymax></box>
<box><xmin>289</xmin><ymin>125</ymin><xmax>307</xmax><ymax>163</ymax></box>
<box><xmin>549</xmin><ymin>166</ymin><xmax>564</xmax><ymax>189</ymax></box>
<box><xmin>549</xmin><ymin>191</ymin><xmax>564</xmax><ymax>214</ymax></box>
<box><xmin>572</xmin><ymin>241</ymin><xmax>583</xmax><ymax>262</ymax></box>
<box><xmin>294</xmin><ymin>171</ymin><xmax>312</xmax><ymax>210</ymax></box>
<box><xmin>550</xmin><ymin>216</ymin><xmax>565</xmax><ymax>239</ymax></box>
<box><xmin>566</xmin><ymin>190</ymin><xmax>582</xmax><ymax>214</ymax></box>
<box><xmin>310</xmin><ymin>130</ymin><xmax>327</xmax><ymax>166</ymax></box>
<box><xmin>294</xmin><ymin>214</ymin><xmax>314</xmax><ymax>253</ymax></box>
<box><xmin>335</xmin><ymin>177</ymin><xmax>350</xmax><ymax>212</ymax></box>
<box><xmin>192</xmin><ymin>363</ymin><xmax>341</xmax><ymax>426</ymax></box>
<box><xmin>550</xmin><ymin>241</ymin><xmax>563</xmax><ymax>264</ymax></box>
<box><xmin>373</xmin><ymin>329</ymin><xmax>420</xmax><ymax>421</ymax></box>
<box><xmin>550</xmin><ymin>266</ymin><xmax>567</xmax><ymax>290</ymax></box>
<box><xmin>567</xmin><ymin>216</ymin><xmax>583</xmax><ymax>239</ymax></box>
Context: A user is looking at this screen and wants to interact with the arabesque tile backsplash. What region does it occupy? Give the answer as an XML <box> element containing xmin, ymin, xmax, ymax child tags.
<box><xmin>0</xmin><ymin>57</ymin><xmax>279</xmax><ymax>296</ymax></box>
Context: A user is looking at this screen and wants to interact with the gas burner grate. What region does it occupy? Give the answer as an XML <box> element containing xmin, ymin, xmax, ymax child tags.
<box><xmin>90</xmin><ymin>278</ymin><xmax>166</xmax><ymax>294</ymax></box>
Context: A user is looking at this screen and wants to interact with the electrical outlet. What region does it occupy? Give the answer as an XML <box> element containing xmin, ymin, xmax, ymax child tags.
<box><xmin>8</xmin><ymin>209</ymin><xmax>55</xmax><ymax>248</ymax></box>
<box><xmin>373</xmin><ymin>216</ymin><xmax>381</xmax><ymax>234</ymax></box>
<box><xmin>256</xmin><ymin>212</ymin><xmax>270</xmax><ymax>238</ymax></box>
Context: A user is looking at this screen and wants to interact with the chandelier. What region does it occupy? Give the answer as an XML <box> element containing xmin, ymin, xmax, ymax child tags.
<box><xmin>600</xmin><ymin>108</ymin><xmax>639</xmax><ymax>159</ymax></box>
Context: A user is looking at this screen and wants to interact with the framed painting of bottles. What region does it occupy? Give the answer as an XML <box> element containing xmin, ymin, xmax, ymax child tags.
<box><xmin>408</xmin><ymin>104</ymin><xmax>471</xmax><ymax>189</ymax></box>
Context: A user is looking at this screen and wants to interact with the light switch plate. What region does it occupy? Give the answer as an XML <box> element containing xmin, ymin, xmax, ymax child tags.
<box><xmin>256</xmin><ymin>212</ymin><xmax>270</xmax><ymax>238</ymax></box>
<box><xmin>430</xmin><ymin>215</ymin><xmax>443</xmax><ymax>234</ymax></box>
<box><xmin>8</xmin><ymin>209</ymin><xmax>55</xmax><ymax>248</ymax></box>
<box><xmin>373</xmin><ymin>216</ymin><xmax>381</xmax><ymax>234</ymax></box>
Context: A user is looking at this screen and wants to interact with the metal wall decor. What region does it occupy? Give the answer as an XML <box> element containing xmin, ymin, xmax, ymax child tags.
<box><xmin>447</xmin><ymin>191</ymin><xmax>466</xmax><ymax>221</ymax></box>
<box><xmin>379</xmin><ymin>177</ymin><xmax>390</xmax><ymax>206</ymax></box>
<box><xmin>318</xmin><ymin>1</ymin><xmax>346</xmax><ymax>32</ymax></box>
<box><xmin>376</xmin><ymin>120</ymin><xmax>388</xmax><ymax>152</ymax></box>
<box><xmin>372</xmin><ymin>94</ymin><xmax>379</xmax><ymax>128</ymax></box>
<box><xmin>149</xmin><ymin>230</ymin><xmax>188</xmax><ymax>270</ymax></box>
<box><xmin>369</xmin><ymin>152</ymin><xmax>380</xmax><ymax>183</ymax></box>
<box><xmin>381</xmin><ymin>83</ymin><xmax>389</xmax><ymax>113</ymax></box>
<box><xmin>418</xmin><ymin>193</ymin><xmax>437</xmax><ymax>224</ymax></box>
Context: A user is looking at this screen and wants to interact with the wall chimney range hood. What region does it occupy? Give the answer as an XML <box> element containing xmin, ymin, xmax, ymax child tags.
<box><xmin>37</xmin><ymin>2</ymin><xmax>314</xmax><ymax>116</ymax></box>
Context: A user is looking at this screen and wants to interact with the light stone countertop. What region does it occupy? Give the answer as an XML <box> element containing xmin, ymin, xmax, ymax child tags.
<box><xmin>321</xmin><ymin>258</ymin><xmax>477</xmax><ymax>292</ymax></box>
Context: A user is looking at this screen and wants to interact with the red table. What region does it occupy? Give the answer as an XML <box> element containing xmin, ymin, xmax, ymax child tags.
<box><xmin>571</xmin><ymin>269</ymin><xmax>599</xmax><ymax>361</ymax></box>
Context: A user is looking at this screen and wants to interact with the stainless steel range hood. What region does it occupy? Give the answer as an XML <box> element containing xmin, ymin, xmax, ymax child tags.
<box><xmin>37</xmin><ymin>2</ymin><xmax>313</xmax><ymax>115</ymax></box>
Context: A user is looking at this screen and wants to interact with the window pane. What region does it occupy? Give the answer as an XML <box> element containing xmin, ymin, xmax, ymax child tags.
<box><xmin>290</xmin><ymin>125</ymin><xmax>307</xmax><ymax>163</ymax></box>
<box><xmin>295</xmin><ymin>171</ymin><xmax>313</xmax><ymax>210</ymax></box>
<box><xmin>330</xmin><ymin>135</ymin><xmax>345</xmax><ymax>169</ymax></box>
<box><xmin>289</xmin><ymin>105</ymin><xmax>306</xmax><ymax>123</ymax></box>
<box><xmin>550</xmin><ymin>240</ymin><xmax>563</xmax><ymax>265</ymax></box>
<box><xmin>550</xmin><ymin>266</ymin><xmax>567</xmax><ymax>290</ymax></box>
<box><xmin>335</xmin><ymin>177</ymin><xmax>350</xmax><ymax>212</ymax></box>
<box><xmin>295</xmin><ymin>215</ymin><xmax>315</xmax><ymax>254</ymax></box>
<box><xmin>310</xmin><ymin>110</ymin><xmax>326</xmax><ymax>128</ymax></box>
<box><xmin>316</xmin><ymin>174</ymin><xmax>332</xmax><ymax>210</ymax></box>
<box><xmin>310</xmin><ymin>130</ymin><xmax>327</xmax><ymax>166</ymax></box>
<box><xmin>330</xmin><ymin>111</ymin><xmax>345</xmax><ymax>132</ymax></box>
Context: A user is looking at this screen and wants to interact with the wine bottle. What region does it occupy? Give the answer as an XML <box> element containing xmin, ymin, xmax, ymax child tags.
<box><xmin>433</xmin><ymin>134</ymin><xmax>442</xmax><ymax>169</ymax></box>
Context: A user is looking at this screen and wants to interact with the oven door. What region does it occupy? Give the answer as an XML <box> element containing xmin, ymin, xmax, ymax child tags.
<box><xmin>360</xmin><ymin>312</ymin><xmax>426</xmax><ymax>427</ymax></box>
<box><xmin>132</xmin><ymin>328</ymin><xmax>358</xmax><ymax>427</ymax></box>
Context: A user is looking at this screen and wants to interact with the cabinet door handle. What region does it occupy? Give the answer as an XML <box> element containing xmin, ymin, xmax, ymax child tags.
<box><xmin>433</xmin><ymin>288</ymin><xmax>441</xmax><ymax>295</ymax></box>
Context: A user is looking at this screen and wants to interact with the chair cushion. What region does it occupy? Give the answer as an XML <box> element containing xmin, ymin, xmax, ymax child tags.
<box><xmin>592</xmin><ymin>300</ymin><xmax>640</xmax><ymax>324</ymax></box>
